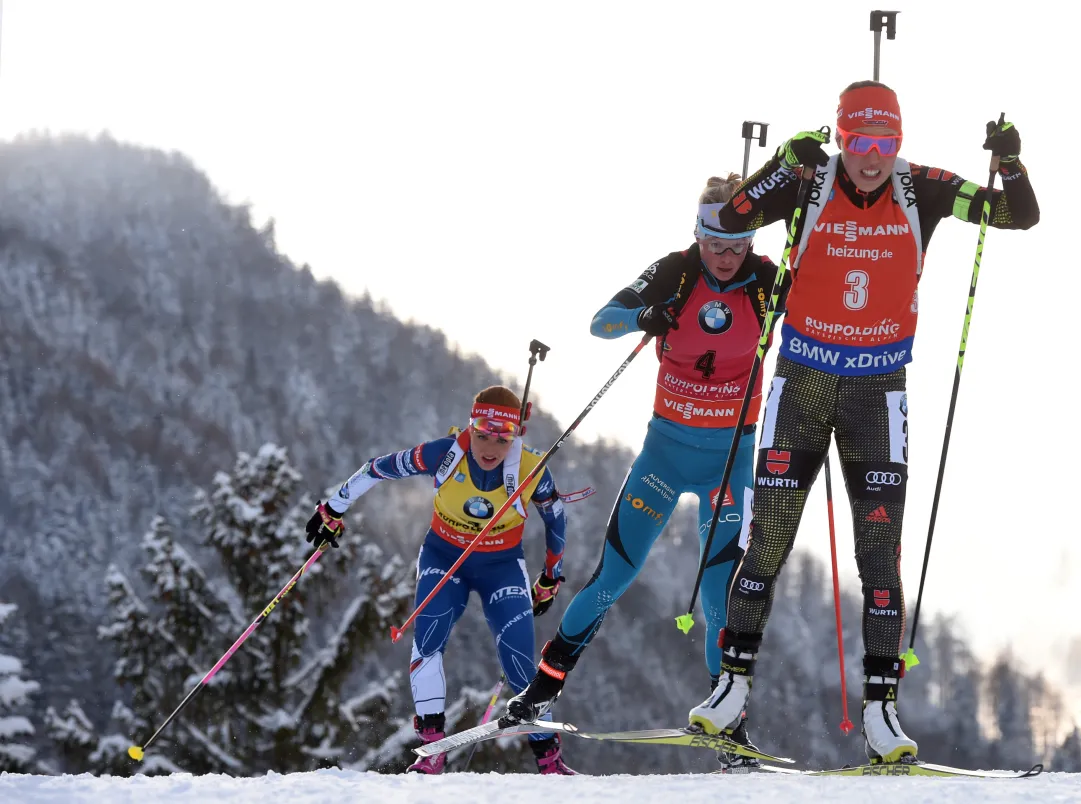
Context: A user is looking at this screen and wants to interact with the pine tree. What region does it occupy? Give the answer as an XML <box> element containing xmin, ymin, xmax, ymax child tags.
<box><xmin>1053</xmin><ymin>726</ymin><xmax>1081</xmax><ymax>772</ymax></box>
<box><xmin>47</xmin><ymin>442</ymin><xmax>433</xmax><ymax>775</ymax></box>
<box><xmin>0</xmin><ymin>603</ymin><xmax>41</xmax><ymax>773</ymax></box>
<box><xmin>986</xmin><ymin>651</ymin><xmax>1035</xmax><ymax>769</ymax></box>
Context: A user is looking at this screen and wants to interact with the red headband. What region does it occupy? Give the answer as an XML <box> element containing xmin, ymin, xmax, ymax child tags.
<box><xmin>837</xmin><ymin>85</ymin><xmax>902</xmax><ymax>134</ymax></box>
<box><xmin>470</xmin><ymin>402</ymin><xmax>521</xmax><ymax>425</ymax></box>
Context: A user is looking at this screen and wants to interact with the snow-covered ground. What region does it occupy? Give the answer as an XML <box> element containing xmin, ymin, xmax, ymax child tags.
<box><xmin>2</xmin><ymin>770</ymin><xmax>1080</xmax><ymax>804</ymax></box>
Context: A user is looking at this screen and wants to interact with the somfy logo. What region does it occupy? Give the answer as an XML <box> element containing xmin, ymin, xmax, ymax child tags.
<box><xmin>739</xmin><ymin>578</ymin><xmax>765</xmax><ymax>592</ymax></box>
<box><xmin>865</xmin><ymin>472</ymin><xmax>902</xmax><ymax>485</ymax></box>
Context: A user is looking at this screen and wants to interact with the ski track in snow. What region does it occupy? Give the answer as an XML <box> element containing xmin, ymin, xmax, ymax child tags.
<box><xmin>2</xmin><ymin>770</ymin><xmax>1081</xmax><ymax>804</ymax></box>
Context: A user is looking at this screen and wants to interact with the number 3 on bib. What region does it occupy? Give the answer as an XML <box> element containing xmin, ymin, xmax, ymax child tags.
<box><xmin>844</xmin><ymin>270</ymin><xmax>869</xmax><ymax>311</ymax></box>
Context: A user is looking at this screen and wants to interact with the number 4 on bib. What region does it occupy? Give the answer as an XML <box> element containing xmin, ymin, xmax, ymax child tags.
<box><xmin>695</xmin><ymin>350</ymin><xmax>717</xmax><ymax>379</ymax></box>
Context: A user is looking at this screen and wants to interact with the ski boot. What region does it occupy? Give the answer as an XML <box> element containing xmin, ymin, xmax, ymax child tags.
<box><xmin>862</xmin><ymin>656</ymin><xmax>918</xmax><ymax>764</ymax></box>
<box><xmin>507</xmin><ymin>641</ymin><xmax>578</xmax><ymax>724</ymax></box>
<box><xmin>530</xmin><ymin>733</ymin><xmax>578</xmax><ymax>775</ymax></box>
<box><xmin>688</xmin><ymin>633</ymin><xmax>759</xmax><ymax>735</ymax></box>
<box><xmin>406</xmin><ymin>713</ymin><xmax>446</xmax><ymax>774</ymax></box>
<box><xmin>715</xmin><ymin>712</ymin><xmax>762</xmax><ymax>773</ymax></box>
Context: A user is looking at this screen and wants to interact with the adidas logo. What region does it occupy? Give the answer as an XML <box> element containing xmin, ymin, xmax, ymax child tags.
<box><xmin>865</xmin><ymin>505</ymin><xmax>891</xmax><ymax>523</ymax></box>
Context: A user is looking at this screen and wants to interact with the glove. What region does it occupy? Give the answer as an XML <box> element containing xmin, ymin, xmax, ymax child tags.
<box><xmin>777</xmin><ymin>130</ymin><xmax>829</xmax><ymax>171</ymax></box>
<box><xmin>531</xmin><ymin>572</ymin><xmax>564</xmax><ymax>617</ymax></box>
<box><xmin>305</xmin><ymin>501</ymin><xmax>345</xmax><ymax>549</ymax></box>
<box><xmin>637</xmin><ymin>304</ymin><xmax>679</xmax><ymax>337</ymax></box>
<box><xmin>984</xmin><ymin>120</ymin><xmax>1021</xmax><ymax>163</ymax></box>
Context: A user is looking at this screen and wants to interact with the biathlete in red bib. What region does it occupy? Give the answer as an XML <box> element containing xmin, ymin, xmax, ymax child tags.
<box><xmin>686</xmin><ymin>81</ymin><xmax>1039</xmax><ymax>764</ymax></box>
<box><xmin>506</xmin><ymin>174</ymin><xmax>791</xmax><ymax>772</ymax></box>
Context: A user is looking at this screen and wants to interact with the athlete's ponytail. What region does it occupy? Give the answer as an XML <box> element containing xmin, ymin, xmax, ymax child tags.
<box><xmin>699</xmin><ymin>173</ymin><xmax>743</xmax><ymax>205</ymax></box>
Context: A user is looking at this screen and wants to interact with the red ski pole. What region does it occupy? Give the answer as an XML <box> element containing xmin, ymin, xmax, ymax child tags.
<box><xmin>824</xmin><ymin>452</ymin><xmax>854</xmax><ymax>734</ymax></box>
<box><xmin>390</xmin><ymin>334</ymin><xmax>651</xmax><ymax>643</ymax></box>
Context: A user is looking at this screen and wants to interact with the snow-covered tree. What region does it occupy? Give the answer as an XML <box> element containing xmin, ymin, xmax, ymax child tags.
<box><xmin>0</xmin><ymin>603</ymin><xmax>41</xmax><ymax>773</ymax></box>
<box><xmin>1053</xmin><ymin>726</ymin><xmax>1081</xmax><ymax>772</ymax></box>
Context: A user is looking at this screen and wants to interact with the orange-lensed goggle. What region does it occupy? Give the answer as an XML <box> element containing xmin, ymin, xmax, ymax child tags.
<box><xmin>470</xmin><ymin>416</ymin><xmax>520</xmax><ymax>438</ymax></box>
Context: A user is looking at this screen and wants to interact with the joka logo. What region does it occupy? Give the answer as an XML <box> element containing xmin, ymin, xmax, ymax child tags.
<box><xmin>699</xmin><ymin>300</ymin><xmax>733</xmax><ymax>335</ymax></box>
<box><xmin>808</xmin><ymin>169</ymin><xmax>828</xmax><ymax>208</ymax></box>
<box><xmin>710</xmin><ymin>485</ymin><xmax>736</xmax><ymax>510</ymax></box>
<box><xmin>765</xmin><ymin>449</ymin><xmax>791</xmax><ymax>475</ymax></box>
<box><xmin>865</xmin><ymin>505</ymin><xmax>891</xmax><ymax>523</ymax></box>
<box><xmin>898</xmin><ymin>170</ymin><xmax>917</xmax><ymax>208</ymax></box>
<box><xmin>873</xmin><ymin>589</ymin><xmax>891</xmax><ymax>608</ymax></box>
<box><xmin>464</xmin><ymin>496</ymin><xmax>495</xmax><ymax>519</ymax></box>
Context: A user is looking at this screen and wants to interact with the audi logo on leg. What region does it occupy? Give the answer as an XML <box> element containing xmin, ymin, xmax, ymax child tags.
<box><xmin>865</xmin><ymin>472</ymin><xmax>902</xmax><ymax>485</ymax></box>
<box><xmin>739</xmin><ymin>578</ymin><xmax>765</xmax><ymax>592</ymax></box>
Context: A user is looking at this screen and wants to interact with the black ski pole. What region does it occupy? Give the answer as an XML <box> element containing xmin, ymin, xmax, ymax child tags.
<box><xmin>393</xmin><ymin>334</ymin><xmax>652</xmax><ymax>642</ymax></box>
<box><xmin>518</xmin><ymin>339</ymin><xmax>550</xmax><ymax>427</ymax></box>
<box><xmin>676</xmin><ymin>136</ymin><xmax>828</xmax><ymax>634</ymax></box>
<box><xmin>870</xmin><ymin>10</ymin><xmax>900</xmax><ymax>81</ymax></box>
<box><xmin>902</xmin><ymin>114</ymin><xmax>1006</xmax><ymax>671</ymax></box>
<box><xmin>741</xmin><ymin>121</ymin><xmax>769</xmax><ymax>179</ymax></box>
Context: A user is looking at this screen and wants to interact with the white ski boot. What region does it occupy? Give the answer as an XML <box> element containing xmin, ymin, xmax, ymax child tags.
<box><xmin>862</xmin><ymin>657</ymin><xmax>918</xmax><ymax>764</ymax></box>
<box><xmin>688</xmin><ymin>640</ymin><xmax>758</xmax><ymax>734</ymax></box>
<box><xmin>689</xmin><ymin>673</ymin><xmax>751</xmax><ymax>734</ymax></box>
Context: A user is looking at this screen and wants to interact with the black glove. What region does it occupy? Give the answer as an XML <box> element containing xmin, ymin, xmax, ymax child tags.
<box><xmin>531</xmin><ymin>572</ymin><xmax>564</xmax><ymax>617</ymax></box>
<box><xmin>637</xmin><ymin>304</ymin><xmax>679</xmax><ymax>337</ymax></box>
<box><xmin>305</xmin><ymin>501</ymin><xmax>345</xmax><ymax>548</ymax></box>
<box><xmin>984</xmin><ymin>120</ymin><xmax>1021</xmax><ymax>162</ymax></box>
<box><xmin>777</xmin><ymin>130</ymin><xmax>830</xmax><ymax>170</ymax></box>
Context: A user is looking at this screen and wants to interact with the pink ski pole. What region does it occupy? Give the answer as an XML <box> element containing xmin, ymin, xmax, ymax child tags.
<box><xmin>127</xmin><ymin>542</ymin><xmax>331</xmax><ymax>761</ymax></box>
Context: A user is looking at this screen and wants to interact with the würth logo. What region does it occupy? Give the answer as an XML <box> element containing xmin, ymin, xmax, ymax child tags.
<box><xmin>765</xmin><ymin>450</ymin><xmax>791</xmax><ymax>475</ymax></box>
<box><xmin>873</xmin><ymin>589</ymin><xmax>891</xmax><ymax>608</ymax></box>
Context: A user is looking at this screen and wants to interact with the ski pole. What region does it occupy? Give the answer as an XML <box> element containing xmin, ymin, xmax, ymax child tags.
<box><xmin>741</xmin><ymin>121</ymin><xmax>769</xmax><ymax>179</ymax></box>
<box><xmin>127</xmin><ymin>541</ymin><xmax>331</xmax><ymax>761</ymax></box>
<box><xmin>518</xmin><ymin>339</ymin><xmax>550</xmax><ymax>429</ymax></box>
<box><xmin>823</xmin><ymin>453</ymin><xmax>854</xmax><ymax>734</ymax></box>
<box><xmin>676</xmin><ymin>142</ymin><xmax>828</xmax><ymax>634</ymax></box>
<box><xmin>462</xmin><ymin>674</ymin><xmax>506</xmax><ymax>770</ymax></box>
<box><xmin>392</xmin><ymin>334</ymin><xmax>652</xmax><ymax>643</ymax></box>
<box><xmin>903</xmin><ymin>113</ymin><xmax>1006</xmax><ymax>671</ymax></box>
<box><xmin>870</xmin><ymin>10</ymin><xmax>900</xmax><ymax>81</ymax></box>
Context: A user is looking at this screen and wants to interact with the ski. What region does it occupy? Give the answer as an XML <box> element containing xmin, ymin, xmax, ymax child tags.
<box><xmin>544</xmin><ymin>723</ymin><xmax>794</xmax><ymax>764</ymax></box>
<box><xmin>803</xmin><ymin>760</ymin><xmax>1044</xmax><ymax>778</ymax></box>
<box><xmin>711</xmin><ymin>760</ymin><xmax>1044</xmax><ymax>778</ymax></box>
<box><xmin>413</xmin><ymin>719</ymin><xmax>575</xmax><ymax>757</ymax></box>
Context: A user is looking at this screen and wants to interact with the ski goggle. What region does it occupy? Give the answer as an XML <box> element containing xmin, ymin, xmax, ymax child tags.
<box><xmin>698</xmin><ymin>234</ymin><xmax>754</xmax><ymax>256</ymax></box>
<box><xmin>838</xmin><ymin>126</ymin><xmax>902</xmax><ymax>156</ymax></box>
<box><xmin>470</xmin><ymin>416</ymin><xmax>519</xmax><ymax>439</ymax></box>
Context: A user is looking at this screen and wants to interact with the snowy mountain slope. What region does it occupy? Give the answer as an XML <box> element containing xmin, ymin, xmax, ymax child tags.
<box><xmin>2</xmin><ymin>769</ymin><xmax>1080</xmax><ymax>804</ymax></box>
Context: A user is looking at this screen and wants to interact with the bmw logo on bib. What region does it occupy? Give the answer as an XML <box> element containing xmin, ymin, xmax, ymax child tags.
<box><xmin>464</xmin><ymin>496</ymin><xmax>494</xmax><ymax>519</ymax></box>
<box><xmin>699</xmin><ymin>300</ymin><xmax>733</xmax><ymax>335</ymax></box>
